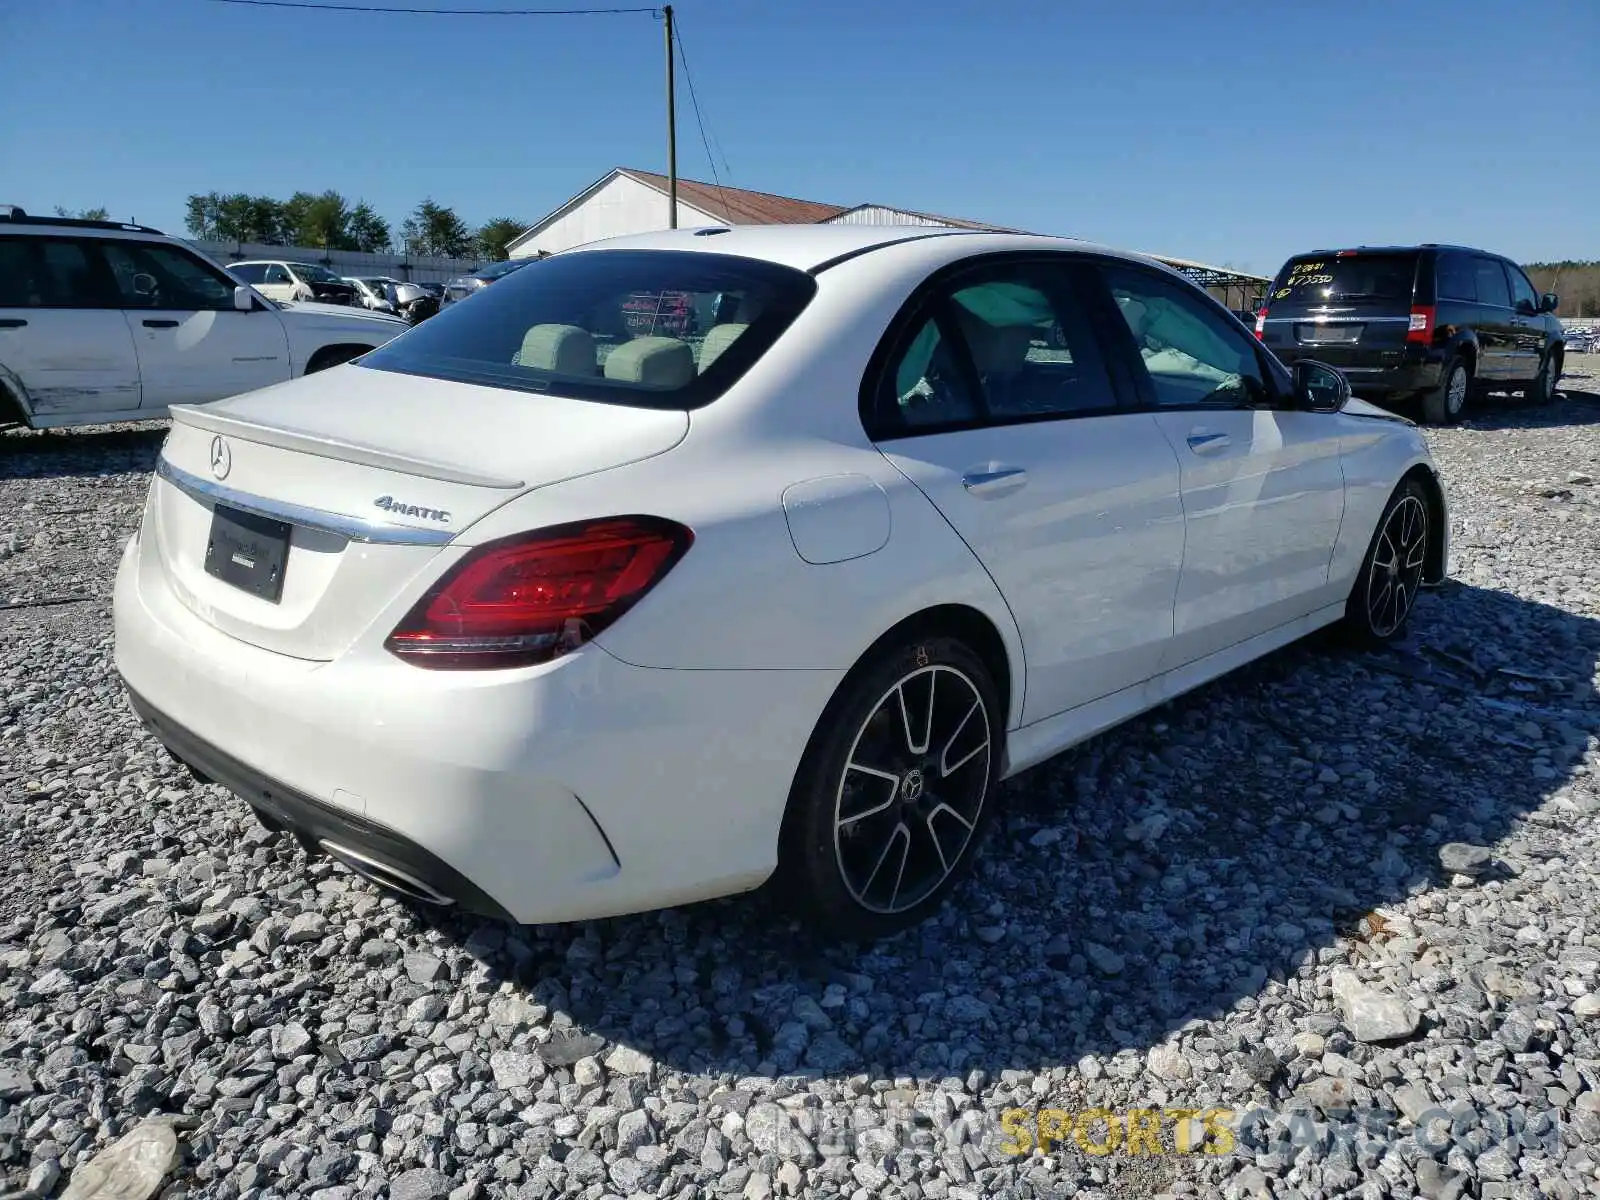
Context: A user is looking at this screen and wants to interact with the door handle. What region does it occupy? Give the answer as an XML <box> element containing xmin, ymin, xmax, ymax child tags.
<box><xmin>142</xmin><ymin>319</ymin><xmax>180</xmax><ymax>329</ymax></box>
<box><xmin>0</xmin><ymin>319</ymin><xmax>25</xmax><ymax>329</ymax></box>
<box><xmin>1186</xmin><ymin>430</ymin><xmax>1231</xmax><ymax>454</ymax></box>
<box><xmin>961</xmin><ymin>466</ymin><xmax>1028</xmax><ymax>497</ymax></box>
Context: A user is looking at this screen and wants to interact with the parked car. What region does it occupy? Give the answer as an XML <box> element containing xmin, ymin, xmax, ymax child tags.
<box><xmin>440</xmin><ymin>257</ymin><xmax>532</xmax><ymax>307</ymax></box>
<box><xmin>1256</xmin><ymin>244</ymin><xmax>1566</xmax><ymax>423</ymax></box>
<box><xmin>344</xmin><ymin>276</ymin><xmax>399</xmax><ymax>314</ymax></box>
<box><xmin>0</xmin><ymin>207</ymin><xmax>409</xmax><ymax>429</ymax></box>
<box><xmin>383</xmin><ymin>280</ymin><xmax>441</xmax><ymax>325</ymax></box>
<box><xmin>229</xmin><ymin>259</ymin><xmax>360</xmax><ymax>306</ymax></box>
<box><xmin>1566</xmin><ymin>328</ymin><xmax>1595</xmax><ymax>354</ymax></box>
<box><xmin>114</xmin><ymin>224</ymin><xmax>1448</xmax><ymax>938</ymax></box>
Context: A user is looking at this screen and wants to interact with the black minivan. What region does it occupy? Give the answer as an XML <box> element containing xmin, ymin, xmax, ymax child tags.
<box><xmin>1255</xmin><ymin>245</ymin><xmax>1566</xmax><ymax>424</ymax></box>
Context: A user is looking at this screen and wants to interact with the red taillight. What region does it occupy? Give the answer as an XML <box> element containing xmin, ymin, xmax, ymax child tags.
<box><xmin>1254</xmin><ymin>307</ymin><xmax>1268</xmax><ymax>340</ymax></box>
<box><xmin>385</xmin><ymin>516</ymin><xmax>693</xmax><ymax>669</ymax></box>
<box><xmin>1406</xmin><ymin>305</ymin><xmax>1435</xmax><ymax>344</ymax></box>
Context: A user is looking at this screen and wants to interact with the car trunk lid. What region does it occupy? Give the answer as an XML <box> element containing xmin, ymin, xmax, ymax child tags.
<box><xmin>148</xmin><ymin>364</ymin><xmax>688</xmax><ymax>661</ymax></box>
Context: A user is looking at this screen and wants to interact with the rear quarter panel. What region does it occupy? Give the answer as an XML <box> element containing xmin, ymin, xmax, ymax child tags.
<box><xmin>449</xmin><ymin>251</ymin><xmax>1031</xmax><ymax>724</ymax></box>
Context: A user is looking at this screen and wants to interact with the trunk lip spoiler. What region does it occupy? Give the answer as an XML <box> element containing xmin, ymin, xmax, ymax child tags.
<box><xmin>168</xmin><ymin>404</ymin><xmax>526</xmax><ymax>490</ymax></box>
<box><xmin>156</xmin><ymin>456</ymin><xmax>457</xmax><ymax>547</ymax></box>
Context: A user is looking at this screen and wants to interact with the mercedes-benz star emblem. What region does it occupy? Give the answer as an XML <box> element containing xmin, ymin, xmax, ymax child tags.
<box><xmin>209</xmin><ymin>435</ymin><xmax>232</xmax><ymax>480</ymax></box>
<box><xmin>900</xmin><ymin>769</ymin><xmax>925</xmax><ymax>804</ymax></box>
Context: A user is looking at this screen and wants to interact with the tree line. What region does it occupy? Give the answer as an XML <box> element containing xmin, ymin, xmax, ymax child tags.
<box><xmin>1525</xmin><ymin>262</ymin><xmax>1600</xmax><ymax>319</ymax></box>
<box><xmin>53</xmin><ymin>199</ymin><xmax>1600</xmax><ymax>301</ymax></box>
<box><xmin>181</xmin><ymin>192</ymin><xmax>527</xmax><ymax>261</ymax></box>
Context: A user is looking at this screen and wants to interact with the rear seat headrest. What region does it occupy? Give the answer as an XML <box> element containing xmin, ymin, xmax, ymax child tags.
<box><xmin>697</xmin><ymin>323</ymin><xmax>749</xmax><ymax>371</ymax></box>
<box><xmin>517</xmin><ymin>324</ymin><xmax>597</xmax><ymax>375</ymax></box>
<box><xmin>604</xmin><ymin>336</ymin><xmax>695</xmax><ymax>388</ymax></box>
<box><xmin>959</xmin><ymin>316</ymin><xmax>1034</xmax><ymax>376</ymax></box>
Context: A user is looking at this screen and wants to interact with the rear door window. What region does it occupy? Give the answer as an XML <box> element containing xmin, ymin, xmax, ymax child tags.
<box><xmin>1473</xmin><ymin>257</ymin><xmax>1511</xmax><ymax>308</ymax></box>
<box><xmin>360</xmin><ymin>248</ymin><xmax>817</xmax><ymax>409</ymax></box>
<box><xmin>1436</xmin><ymin>253</ymin><xmax>1477</xmax><ymax>302</ymax></box>
<box><xmin>1267</xmin><ymin>253</ymin><xmax>1417</xmax><ymax>311</ymax></box>
<box><xmin>33</xmin><ymin>239</ymin><xmax>116</xmax><ymax>308</ymax></box>
<box><xmin>868</xmin><ymin>259</ymin><xmax>1121</xmax><ymax>436</ymax></box>
<box><xmin>0</xmin><ymin>238</ymin><xmax>40</xmax><ymax>306</ymax></box>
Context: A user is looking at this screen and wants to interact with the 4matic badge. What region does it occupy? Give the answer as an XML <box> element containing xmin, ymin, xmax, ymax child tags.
<box><xmin>374</xmin><ymin>495</ymin><xmax>451</xmax><ymax>524</ymax></box>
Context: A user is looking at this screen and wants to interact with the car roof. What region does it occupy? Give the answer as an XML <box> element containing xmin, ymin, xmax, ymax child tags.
<box><xmin>0</xmin><ymin>208</ymin><xmax>166</xmax><ymax>237</ymax></box>
<box><xmin>1280</xmin><ymin>244</ymin><xmax>1501</xmax><ymax>259</ymax></box>
<box><xmin>555</xmin><ymin>223</ymin><xmax>1168</xmax><ymax>275</ymax></box>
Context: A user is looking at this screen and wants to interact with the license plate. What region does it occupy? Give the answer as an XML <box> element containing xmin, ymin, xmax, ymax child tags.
<box><xmin>1297</xmin><ymin>323</ymin><xmax>1361</xmax><ymax>343</ymax></box>
<box><xmin>204</xmin><ymin>504</ymin><xmax>290</xmax><ymax>603</ymax></box>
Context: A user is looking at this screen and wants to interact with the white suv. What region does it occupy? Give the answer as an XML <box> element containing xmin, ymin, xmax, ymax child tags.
<box><xmin>0</xmin><ymin>207</ymin><xmax>410</xmax><ymax>430</ymax></box>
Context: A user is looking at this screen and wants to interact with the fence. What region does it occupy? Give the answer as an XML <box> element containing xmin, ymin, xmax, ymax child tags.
<box><xmin>185</xmin><ymin>239</ymin><xmax>492</xmax><ymax>284</ymax></box>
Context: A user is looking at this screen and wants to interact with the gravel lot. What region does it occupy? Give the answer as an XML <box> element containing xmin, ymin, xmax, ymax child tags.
<box><xmin>2</xmin><ymin>359</ymin><xmax>1599</xmax><ymax>1200</ymax></box>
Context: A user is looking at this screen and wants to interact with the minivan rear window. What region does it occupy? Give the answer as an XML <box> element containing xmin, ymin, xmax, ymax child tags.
<box><xmin>1267</xmin><ymin>253</ymin><xmax>1417</xmax><ymax>310</ymax></box>
<box><xmin>360</xmin><ymin>248</ymin><xmax>817</xmax><ymax>409</ymax></box>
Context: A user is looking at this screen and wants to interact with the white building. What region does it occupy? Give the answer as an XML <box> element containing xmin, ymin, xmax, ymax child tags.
<box><xmin>505</xmin><ymin>167</ymin><xmax>1269</xmax><ymax>307</ymax></box>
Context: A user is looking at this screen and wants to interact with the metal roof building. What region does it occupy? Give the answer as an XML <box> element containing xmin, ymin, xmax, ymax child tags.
<box><xmin>506</xmin><ymin>168</ymin><xmax>1270</xmax><ymax>306</ymax></box>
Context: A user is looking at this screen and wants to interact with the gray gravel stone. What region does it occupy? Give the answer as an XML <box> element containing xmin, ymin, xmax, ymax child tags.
<box><xmin>1439</xmin><ymin>841</ymin><xmax>1493</xmax><ymax>875</ymax></box>
<box><xmin>1332</xmin><ymin>969</ymin><xmax>1422</xmax><ymax>1043</ymax></box>
<box><xmin>389</xmin><ymin>1168</ymin><xmax>451</xmax><ymax>1200</ymax></box>
<box><xmin>6</xmin><ymin>381</ymin><xmax>1600</xmax><ymax>1198</ymax></box>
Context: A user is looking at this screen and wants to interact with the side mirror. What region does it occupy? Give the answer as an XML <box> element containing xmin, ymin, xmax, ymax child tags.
<box><xmin>1540</xmin><ymin>292</ymin><xmax>1559</xmax><ymax>313</ymax></box>
<box><xmin>1293</xmin><ymin>359</ymin><xmax>1349</xmax><ymax>413</ymax></box>
<box><xmin>233</xmin><ymin>286</ymin><xmax>254</xmax><ymax>312</ymax></box>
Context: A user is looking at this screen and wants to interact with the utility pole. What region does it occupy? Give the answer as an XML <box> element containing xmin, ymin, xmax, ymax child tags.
<box><xmin>664</xmin><ymin>3</ymin><xmax>677</xmax><ymax>228</ymax></box>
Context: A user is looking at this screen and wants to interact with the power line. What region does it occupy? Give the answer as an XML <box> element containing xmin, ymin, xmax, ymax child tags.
<box><xmin>672</xmin><ymin>13</ymin><xmax>733</xmax><ymax>210</ymax></box>
<box><xmin>206</xmin><ymin>0</ymin><xmax>656</xmax><ymax>15</ymax></box>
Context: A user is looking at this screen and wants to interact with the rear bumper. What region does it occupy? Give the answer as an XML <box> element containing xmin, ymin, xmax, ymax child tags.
<box><xmin>1274</xmin><ymin>350</ymin><xmax>1443</xmax><ymax>399</ymax></box>
<box><xmin>126</xmin><ymin>685</ymin><xmax>516</xmax><ymax>920</ymax></box>
<box><xmin>112</xmin><ymin>528</ymin><xmax>843</xmax><ymax>924</ymax></box>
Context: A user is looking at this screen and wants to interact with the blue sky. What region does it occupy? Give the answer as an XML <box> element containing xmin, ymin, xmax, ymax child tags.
<box><xmin>5</xmin><ymin>0</ymin><xmax>1596</xmax><ymax>275</ymax></box>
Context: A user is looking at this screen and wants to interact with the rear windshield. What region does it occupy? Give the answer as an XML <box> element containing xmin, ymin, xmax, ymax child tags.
<box><xmin>1267</xmin><ymin>253</ymin><xmax>1417</xmax><ymax>309</ymax></box>
<box><xmin>360</xmin><ymin>249</ymin><xmax>818</xmax><ymax>409</ymax></box>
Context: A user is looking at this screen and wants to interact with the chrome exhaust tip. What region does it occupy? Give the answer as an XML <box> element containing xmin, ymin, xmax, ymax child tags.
<box><xmin>317</xmin><ymin>839</ymin><xmax>456</xmax><ymax>908</ymax></box>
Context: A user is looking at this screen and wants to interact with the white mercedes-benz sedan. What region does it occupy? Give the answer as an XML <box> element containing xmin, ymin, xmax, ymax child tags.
<box><xmin>113</xmin><ymin>224</ymin><xmax>1449</xmax><ymax>939</ymax></box>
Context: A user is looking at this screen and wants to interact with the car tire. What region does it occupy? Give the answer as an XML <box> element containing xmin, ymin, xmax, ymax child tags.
<box><xmin>1341</xmin><ymin>477</ymin><xmax>1431</xmax><ymax>648</ymax></box>
<box><xmin>777</xmin><ymin>634</ymin><xmax>1003</xmax><ymax>941</ymax></box>
<box><xmin>1420</xmin><ymin>355</ymin><xmax>1470</xmax><ymax>425</ymax></box>
<box><xmin>0</xmin><ymin>384</ymin><xmax>28</xmax><ymax>430</ymax></box>
<box><xmin>1526</xmin><ymin>349</ymin><xmax>1560</xmax><ymax>405</ymax></box>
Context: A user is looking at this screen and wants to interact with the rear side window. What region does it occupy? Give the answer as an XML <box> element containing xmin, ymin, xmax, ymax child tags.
<box><xmin>1268</xmin><ymin>253</ymin><xmax>1417</xmax><ymax>310</ymax></box>
<box><xmin>229</xmin><ymin>263</ymin><xmax>266</xmax><ymax>283</ymax></box>
<box><xmin>360</xmin><ymin>249</ymin><xmax>818</xmax><ymax>410</ymax></box>
<box><xmin>1472</xmin><ymin>257</ymin><xmax>1511</xmax><ymax>308</ymax></box>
